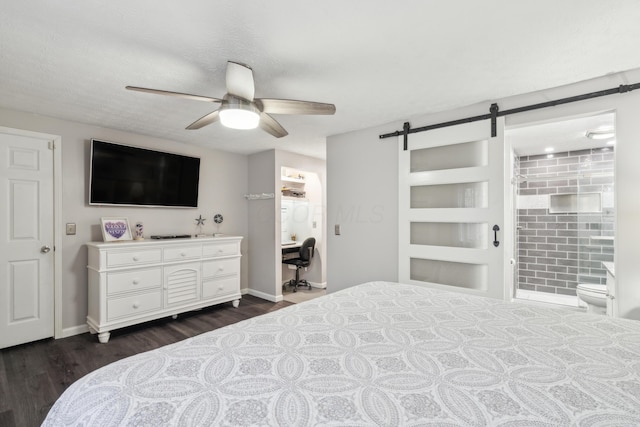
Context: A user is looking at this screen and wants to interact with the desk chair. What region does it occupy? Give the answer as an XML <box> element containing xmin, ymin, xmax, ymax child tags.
<box><xmin>282</xmin><ymin>237</ymin><xmax>316</xmax><ymax>292</ymax></box>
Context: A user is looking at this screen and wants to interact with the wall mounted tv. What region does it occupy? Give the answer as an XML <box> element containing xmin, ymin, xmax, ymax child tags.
<box><xmin>89</xmin><ymin>139</ymin><xmax>200</xmax><ymax>208</ymax></box>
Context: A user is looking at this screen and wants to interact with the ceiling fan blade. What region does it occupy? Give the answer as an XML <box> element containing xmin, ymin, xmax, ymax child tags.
<box><xmin>226</xmin><ymin>61</ymin><xmax>255</xmax><ymax>101</ymax></box>
<box><xmin>256</xmin><ymin>98</ymin><xmax>336</xmax><ymax>115</ymax></box>
<box><xmin>259</xmin><ymin>113</ymin><xmax>288</xmax><ymax>138</ymax></box>
<box><xmin>126</xmin><ymin>86</ymin><xmax>221</xmax><ymax>103</ymax></box>
<box><xmin>186</xmin><ymin>110</ymin><xmax>220</xmax><ymax>130</ymax></box>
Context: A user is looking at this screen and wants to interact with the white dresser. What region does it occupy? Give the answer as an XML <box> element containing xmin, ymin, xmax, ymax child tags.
<box><xmin>86</xmin><ymin>236</ymin><xmax>242</xmax><ymax>343</ymax></box>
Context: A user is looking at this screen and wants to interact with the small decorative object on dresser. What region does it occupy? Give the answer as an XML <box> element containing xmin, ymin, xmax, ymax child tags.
<box><xmin>134</xmin><ymin>222</ymin><xmax>144</xmax><ymax>240</ymax></box>
<box><xmin>194</xmin><ymin>214</ymin><xmax>206</xmax><ymax>237</ymax></box>
<box><xmin>213</xmin><ymin>213</ymin><xmax>223</xmax><ymax>236</ymax></box>
<box><xmin>100</xmin><ymin>217</ymin><xmax>132</xmax><ymax>242</ymax></box>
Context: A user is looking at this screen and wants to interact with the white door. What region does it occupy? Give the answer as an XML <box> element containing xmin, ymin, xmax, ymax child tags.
<box><xmin>399</xmin><ymin>118</ymin><xmax>507</xmax><ymax>299</ymax></box>
<box><xmin>0</xmin><ymin>131</ymin><xmax>55</xmax><ymax>348</ymax></box>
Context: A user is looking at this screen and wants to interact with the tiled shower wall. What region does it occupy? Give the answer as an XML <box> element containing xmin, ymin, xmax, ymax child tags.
<box><xmin>516</xmin><ymin>147</ymin><xmax>615</xmax><ymax>296</ymax></box>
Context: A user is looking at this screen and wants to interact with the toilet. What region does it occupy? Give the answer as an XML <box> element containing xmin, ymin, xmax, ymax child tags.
<box><xmin>576</xmin><ymin>284</ymin><xmax>607</xmax><ymax>315</ymax></box>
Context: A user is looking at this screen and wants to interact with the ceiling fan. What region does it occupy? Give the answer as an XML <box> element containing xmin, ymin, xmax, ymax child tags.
<box><xmin>126</xmin><ymin>61</ymin><xmax>336</xmax><ymax>138</ymax></box>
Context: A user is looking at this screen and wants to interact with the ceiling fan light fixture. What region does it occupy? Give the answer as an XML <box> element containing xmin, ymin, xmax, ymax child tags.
<box><xmin>219</xmin><ymin>96</ymin><xmax>260</xmax><ymax>130</ymax></box>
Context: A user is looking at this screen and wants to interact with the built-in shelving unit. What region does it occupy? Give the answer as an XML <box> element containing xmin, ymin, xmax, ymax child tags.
<box><xmin>281</xmin><ymin>169</ymin><xmax>306</xmax><ymax>198</ymax></box>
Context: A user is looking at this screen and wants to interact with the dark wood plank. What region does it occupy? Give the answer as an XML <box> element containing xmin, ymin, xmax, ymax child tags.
<box><xmin>0</xmin><ymin>295</ymin><xmax>292</xmax><ymax>427</ymax></box>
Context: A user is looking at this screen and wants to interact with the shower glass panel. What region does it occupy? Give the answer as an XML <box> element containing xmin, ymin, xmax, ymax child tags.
<box><xmin>576</xmin><ymin>158</ymin><xmax>615</xmax><ymax>287</ymax></box>
<box><xmin>410</xmin><ymin>258</ymin><xmax>488</xmax><ymax>290</ymax></box>
<box><xmin>410</xmin><ymin>222</ymin><xmax>488</xmax><ymax>248</ymax></box>
<box><xmin>411</xmin><ymin>182</ymin><xmax>488</xmax><ymax>209</ymax></box>
<box><xmin>410</xmin><ymin>140</ymin><xmax>488</xmax><ymax>172</ymax></box>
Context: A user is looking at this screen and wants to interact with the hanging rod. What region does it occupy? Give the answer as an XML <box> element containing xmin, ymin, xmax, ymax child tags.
<box><xmin>379</xmin><ymin>82</ymin><xmax>640</xmax><ymax>150</ymax></box>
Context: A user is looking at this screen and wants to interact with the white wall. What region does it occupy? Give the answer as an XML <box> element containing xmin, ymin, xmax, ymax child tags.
<box><xmin>247</xmin><ymin>150</ymin><xmax>277</xmax><ymax>299</ymax></box>
<box><xmin>326</xmin><ymin>124</ymin><xmax>400</xmax><ymax>293</ymax></box>
<box><xmin>327</xmin><ymin>69</ymin><xmax>640</xmax><ymax>320</ymax></box>
<box><xmin>0</xmin><ymin>107</ymin><xmax>249</xmax><ymax>334</ymax></box>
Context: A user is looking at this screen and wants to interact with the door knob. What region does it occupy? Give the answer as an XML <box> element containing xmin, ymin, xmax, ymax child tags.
<box><xmin>41</xmin><ymin>245</ymin><xmax>51</xmax><ymax>253</ymax></box>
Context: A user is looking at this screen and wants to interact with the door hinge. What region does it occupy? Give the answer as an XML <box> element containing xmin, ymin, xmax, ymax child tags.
<box><xmin>48</xmin><ymin>140</ymin><xmax>55</xmax><ymax>150</ymax></box>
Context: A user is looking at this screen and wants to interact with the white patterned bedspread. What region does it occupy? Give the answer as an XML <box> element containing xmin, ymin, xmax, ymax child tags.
<box><xmin>44</xmin><ymin>281</ymin><xmax>640</xmax><ymax>426</ymax></box>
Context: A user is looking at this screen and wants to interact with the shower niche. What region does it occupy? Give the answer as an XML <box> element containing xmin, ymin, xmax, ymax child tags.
<box><xmin>549</xmin><ymin>193</ymin><xmax>602</xmax><ymax>214</ymax></box>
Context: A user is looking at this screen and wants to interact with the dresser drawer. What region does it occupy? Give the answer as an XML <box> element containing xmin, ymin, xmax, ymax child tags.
<box><xmin>107</xmin><ymin>268</ymin><xmax>162</xmax><ymax>295</ymax></box>
<box><xmin>202</xmin><ymin>276</ymin><xmax>239</xmax><ymax>299</ymax></box>
<box><xmin>203</xmin><ymin>242</ymin><xmax>239</xmax><ymax>257</ymax></box>
<box><xmin>164</xmin><ymin>245</ymin><xmax>202</xmax><ymax>261</ymax></box>
<box><xmin>107</xmin><ymin>290</ymin><xmax>162</xmax><ymax>320</ymax></box>
<box><xmin>106</xmin><ymin>249</ymin><xmax>162</xmax><ymax>268</ymax></box>
<box><xmin>202</xmin><ymin>258</ymin><xmax>239</xmax><ymax>278</ymax></box>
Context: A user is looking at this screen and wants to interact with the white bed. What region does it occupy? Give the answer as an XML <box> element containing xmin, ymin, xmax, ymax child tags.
<box><xmin>44</xmin><ymin>281</ymin><xmax>640</xmax><ymax>426</ymax></box>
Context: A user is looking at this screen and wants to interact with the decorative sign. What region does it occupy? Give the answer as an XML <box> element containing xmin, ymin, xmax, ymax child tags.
<box><xmin>101</xmin><ymin>217</ymin><xmax>132</xmax><ymax>242</ymax></box>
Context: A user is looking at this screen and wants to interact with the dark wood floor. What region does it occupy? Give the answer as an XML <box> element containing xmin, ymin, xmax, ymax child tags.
<box><xmin>0</xmin><ymin>295</ymin><xmax>292</xmax><ymax>427</ymax></box>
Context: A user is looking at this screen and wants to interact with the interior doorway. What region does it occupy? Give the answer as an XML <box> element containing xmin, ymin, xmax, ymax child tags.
<box><xmin>280</xmin><ymin>166</ymin><xmax>326</xmax><ymax>303</ymax></box>
<box><xmin>506</xmin><ymin>112</ymin><xmax>615</xmax><ymax>307</ymax></box>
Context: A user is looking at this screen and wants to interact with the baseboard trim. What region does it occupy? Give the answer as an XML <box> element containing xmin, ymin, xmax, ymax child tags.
<box><xmin>245</xmin><ymin>288</ymin><xmax>283</xmax><ymax>303</ymax></box>
<box><xmin>309</xmin><ymin>281</ymin><xmax>327</xmax><ymax>289</ymax></box>
<box><xmin>61</xmin><ymin>324</ymin><xmax>89</xmax><ymax>338</ymax></box>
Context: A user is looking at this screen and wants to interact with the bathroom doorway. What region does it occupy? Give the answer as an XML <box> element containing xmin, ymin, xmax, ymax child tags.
<box><xmin>506</xmin><ymin>112</ymin><xmax>615</xmax><ymax>307</ymax></box>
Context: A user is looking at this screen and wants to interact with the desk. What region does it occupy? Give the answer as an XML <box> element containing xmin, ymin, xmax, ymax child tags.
<box><xmin>282</xmin><ymin>242</ymin><xmax>302</xmax><ymax>260</ymax></box>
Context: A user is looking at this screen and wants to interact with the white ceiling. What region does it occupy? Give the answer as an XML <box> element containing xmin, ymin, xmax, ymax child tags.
<box><xmin>508</xmin><ymin>112</ymin><xmax>615</xmax><ymax>156</ymax></box>
<box><xmin>2</xmin><ymin>1</ymin><xmax>640</xmax><ymax>159</ymax></box>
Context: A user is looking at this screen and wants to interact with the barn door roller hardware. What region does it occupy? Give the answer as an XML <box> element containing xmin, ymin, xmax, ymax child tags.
<box><xmin>380</xmin><ymin>83</ymin><xmax>640</xmax><ymax>150</ymax></box>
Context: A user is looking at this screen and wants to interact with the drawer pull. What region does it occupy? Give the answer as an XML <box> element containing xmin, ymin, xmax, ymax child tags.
<box><xmin>133</xmin><ymin>302</ymin><xmax>140</xmax><ymax>309</ymax></box>
<box><xmin>181</xmin><ymin>252</ymin><xmax>187</xmax><ymax>257</ymax></box>
<box><xmin>218</xmin><ymin>286</ymin><xmax>224</xmax><ymax>291</ymax></box>
<box><xmin>132</xmin><ymin>256</ymin><xmax>139</xmax><ymax>262</ymax></box>
<box><xmin>218</xmin><ymin>267</ymin><xmax>224</xmax><ymax>272</ymax></box>
<box><xmin>132</xmin><ymin>279</ymin><xmax>140</xmax><ymax>285</ymax></box>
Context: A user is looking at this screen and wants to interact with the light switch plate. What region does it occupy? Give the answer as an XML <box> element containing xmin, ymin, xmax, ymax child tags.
<box><xmin>66</xmin><ymin>223</ymin><xmax>76</xmax><ymax>235</ymax></box>
<box><xmin>334</xmin><ymin>224</ymin><xmax>341</xmax><ymax>235</ymax></box>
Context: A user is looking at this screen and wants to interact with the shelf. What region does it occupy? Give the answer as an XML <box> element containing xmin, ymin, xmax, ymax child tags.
<box><xmin>282</xmin><ymin>196</ymin><xmax>308</xmax><ymax>202</ymax></box>
<box><xmin>281</xmin><ymin>176</ymin><xmax>305</xmax><ymax>184</ymax></box>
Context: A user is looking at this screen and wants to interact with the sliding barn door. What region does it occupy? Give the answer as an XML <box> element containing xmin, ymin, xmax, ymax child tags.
<box><xmin>399</xmin><ymin>118</ymin><xmax>507</xmax><ymax>299</ymax></box>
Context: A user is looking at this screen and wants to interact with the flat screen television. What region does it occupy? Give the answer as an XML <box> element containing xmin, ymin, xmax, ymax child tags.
<box><xmin>89</xmin><ymin>139</ymin><xmax>200</xmax><ymax>208</ymax></box>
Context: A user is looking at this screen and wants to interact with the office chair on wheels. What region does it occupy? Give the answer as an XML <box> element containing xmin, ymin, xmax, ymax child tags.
<box><xmin>282</xmin><ymin>237</ymin><xmax>316</xmax><ymax>292</ymax></box>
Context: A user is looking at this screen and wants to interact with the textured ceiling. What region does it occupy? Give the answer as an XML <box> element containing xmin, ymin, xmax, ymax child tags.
<box><xmin>1</xmin><ymin>1</ymin><xmax>640</xmax><ymax>159</ymax></box>
<box><xmin>508</xmin><ymin>113</ymin><xmax>615</xmax><ymax>156</ymax></box>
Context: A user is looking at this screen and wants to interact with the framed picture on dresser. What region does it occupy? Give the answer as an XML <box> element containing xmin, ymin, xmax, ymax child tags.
<box><xmin>100</xmin><ymin>217</ymin><xmax>132</xmax><ymax>242</ymax></box>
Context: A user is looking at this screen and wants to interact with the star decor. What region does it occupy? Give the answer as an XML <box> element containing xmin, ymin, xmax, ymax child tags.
<box><xmin>195</xmin><ymin>215</ymin><xmax>206</xmax><ymax>226</ymax></box>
